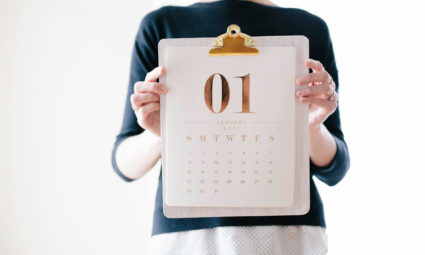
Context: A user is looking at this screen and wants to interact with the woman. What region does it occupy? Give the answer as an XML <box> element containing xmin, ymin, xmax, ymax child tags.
<box><xmin>112</xmin><ymin>0</ymin><xmax>350</xmax><ymax>254</ymax></box>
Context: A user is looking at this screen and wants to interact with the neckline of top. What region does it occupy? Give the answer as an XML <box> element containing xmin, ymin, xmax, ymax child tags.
<box><xmin>191</xmin><ymin>0</ymin><xmax>280</xmax><ymax>9</ymax></box>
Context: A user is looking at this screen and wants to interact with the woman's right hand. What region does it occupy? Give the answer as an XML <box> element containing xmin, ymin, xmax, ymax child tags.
<box><xmin>131</xmin><ymin>66</ymin><xmax>168</xmax><ymax>137</ymax></box>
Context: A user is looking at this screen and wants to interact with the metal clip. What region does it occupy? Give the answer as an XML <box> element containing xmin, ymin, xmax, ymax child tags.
<box><xmin>209</xmin><ymin>25</ymin><xmax>259</xmax><ymax>56</ymax></box>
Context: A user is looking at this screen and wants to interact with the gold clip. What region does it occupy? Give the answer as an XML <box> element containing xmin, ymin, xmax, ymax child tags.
<box><xmin>209</xmin><ymin>25</ymin><xmax>259</xmax><ymax>56</ymax></box>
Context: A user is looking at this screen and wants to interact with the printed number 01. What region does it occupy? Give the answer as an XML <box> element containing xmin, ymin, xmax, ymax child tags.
<box><xmin>204</xmin><ymin>73</ymin><xmax>255</xmax><ymax>114</ymax></box>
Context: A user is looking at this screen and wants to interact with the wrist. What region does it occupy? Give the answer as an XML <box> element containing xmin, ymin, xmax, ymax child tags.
<box><xmin>309</xmin><ymin>123</ymin><xmax>323</xmax><ymax>135</ymax></box>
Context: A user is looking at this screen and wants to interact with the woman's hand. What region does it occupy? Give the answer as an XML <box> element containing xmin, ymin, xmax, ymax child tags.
<box><xmin>131</xmin><ymin>66</ymin><xmax>168</xmax><ymax>137</ymax></box>
<box><xmin>296</xmin><ymin>59</ymin><xmax>338</xmax><ymax>130</ymax></box>
<box><xmin>296</xmin><ymin>59</ymin><xmax>338</xmax><ymax>167</ymax></box>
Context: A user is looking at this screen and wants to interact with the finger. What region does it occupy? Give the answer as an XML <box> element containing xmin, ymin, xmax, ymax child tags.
<box><xmin>131</xmin><ymin>93</ymin><xmax>160</xmax><ymax>111</ymax></box>
<box><xmin>299</xmin><ymin>96</ymin><xmax>336</xmax><ymax>111</ymax></box>
<box><xmin>296</xmin><ymin>71</ymin><xmax>329</xmax><ymax>86</ymax></box>
<box><xmin>296</xmin><ymin>83</ymin><xmax>333</xmax><ymax>97</ymax></box>
<box><xmin>328</xmin><ymin>75</ymin><xmax>335</xmax><ymax>88</ymax></box>
<box><xmin>137</xmin><ymin>102</ymin><xmax>160</xmax><ymax>119</ymax></box>
<box><xmin>305</xmin><ymin>59</ymin><xmax>324</xmax><ymax>72</ymax></box>
<box><xmin>145</xmin><ymin>66</ymin><xmax>165</xmax><ymax>82</ymax></box>
<box><xmin>134</xmin><ymin>81</ymin><xmax>168</xmax><ymax>94</ymax></box>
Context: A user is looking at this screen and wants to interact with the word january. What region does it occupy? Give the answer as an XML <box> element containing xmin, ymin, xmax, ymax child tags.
<box><xmin>216</xmin><ymin>120</ymin><xmax>247</xmax><ymax>125</ymax></box>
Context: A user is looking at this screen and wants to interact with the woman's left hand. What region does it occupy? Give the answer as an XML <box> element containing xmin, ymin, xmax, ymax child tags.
<box><xmin>296</xmin><ymin>59</ymin><xmax>338</xmax><ymax>130</ymax></box>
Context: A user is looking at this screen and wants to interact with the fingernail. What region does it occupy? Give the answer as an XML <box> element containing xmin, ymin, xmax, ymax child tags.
<box><xmin>296</xmin><ymin>79</ymin><xmax>301</xmax><ymax>85</ymax></box>
<box><xmin>297</xmin><ymin>90</ymin><xmax>303</xmax><ymax>96</ymax></box>
<box><xmin>162</xmin><ymin>85</ymin><xmax>168</xmax><ymax>92</ymax></box>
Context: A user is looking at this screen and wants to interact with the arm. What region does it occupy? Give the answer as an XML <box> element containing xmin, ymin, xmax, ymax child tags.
<box><xmin>296</xmin><ymin>58</ymin><xmax>339</xmax><ymax>165</ymax></box>
<box><xmin>295</xmin><ymin>19</ymin><xmax>350</xmax><ymax>186</ymax></box>
<box><xmin>309</xmin><ymin>123</ymin><xmax>337</xmax><ymax>167</ymax></box>
<box><xmin>296</xmin><ymin>59</ymin><xmax>350</xmax><ymax>186</ymax></box>
<box><xmin>115</xmin><ymin>131</ymin><xmax>161</xmax><ymax>180</ymax></box>
<box><xmin>111</xmin><ymin>12</ymin><xmax>168</xmax><ymax>182</ymax></box>
<box><xmin>112</xmin><ymin>65</ymin><xmax>168</xmax><ymax>181</ymax></box>
<box><xmin>114</xmin><ymin>66</ymin><xmax>168</xmax><ymax>180</ymax></box>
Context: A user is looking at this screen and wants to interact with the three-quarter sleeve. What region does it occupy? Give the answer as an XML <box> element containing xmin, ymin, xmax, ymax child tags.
<box><xmin>111</xmin><ymin>12</ymin><xmax>161</xmax><ymax>182</ymax></box>
<box><xmin>309</xmin><ymin>18</ymin><xmax>351</xmax><ymax>186</ymax></box>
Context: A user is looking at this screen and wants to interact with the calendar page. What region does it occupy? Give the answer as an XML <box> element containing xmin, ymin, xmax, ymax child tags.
<box><xmin>163</xmin><ymin>47</ymin><xmax>296</xmax><ymax>208</ymax></box>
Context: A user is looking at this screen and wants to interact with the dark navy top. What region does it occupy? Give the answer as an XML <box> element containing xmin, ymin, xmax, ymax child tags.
<box><xmin>111</xmin><ymin>0</ymin><xmax>350</xmax><ymax>237</ymax></box>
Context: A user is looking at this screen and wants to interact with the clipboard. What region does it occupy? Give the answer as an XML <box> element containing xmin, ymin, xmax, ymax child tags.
<box><xmin>159</xmin><ymin>25</ymin><xmax>310</xmax><ymax>218</ymax></box>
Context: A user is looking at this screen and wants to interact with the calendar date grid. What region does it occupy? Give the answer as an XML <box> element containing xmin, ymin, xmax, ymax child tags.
<box><xmin>185</xmin><ymin>149</ymin><xmax>277</xmax><ymax>194</ymax></box>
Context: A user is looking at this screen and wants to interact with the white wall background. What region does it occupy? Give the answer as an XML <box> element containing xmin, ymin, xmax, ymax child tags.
<box><xmin>1</xmin><ymin>0</ymin><xmax>424</xmax><ymax>254</ymax></box>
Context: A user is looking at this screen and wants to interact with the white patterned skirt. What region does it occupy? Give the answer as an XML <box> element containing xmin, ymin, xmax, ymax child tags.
<box><xmin>151</xmin><ymin>225</ymin><xmax>328</xmax><ymax>255</ymax></box>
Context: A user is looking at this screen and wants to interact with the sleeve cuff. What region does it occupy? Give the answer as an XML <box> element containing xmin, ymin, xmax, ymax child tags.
<box><xmin>311</xmin><ymin>135</ymin><xmax>350</xmax><ymax>186</ymax></box>
<box><xmin>111</xmin><ymin>136</ymin><xmax>137</xmax><ymax>182</ymax></box>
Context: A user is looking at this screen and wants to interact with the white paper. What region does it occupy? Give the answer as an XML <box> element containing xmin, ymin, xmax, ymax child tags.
<box><xmin>164</xmin><ymin>47</ymin><xmax>296</xmax><ymax>207</ymax></box>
